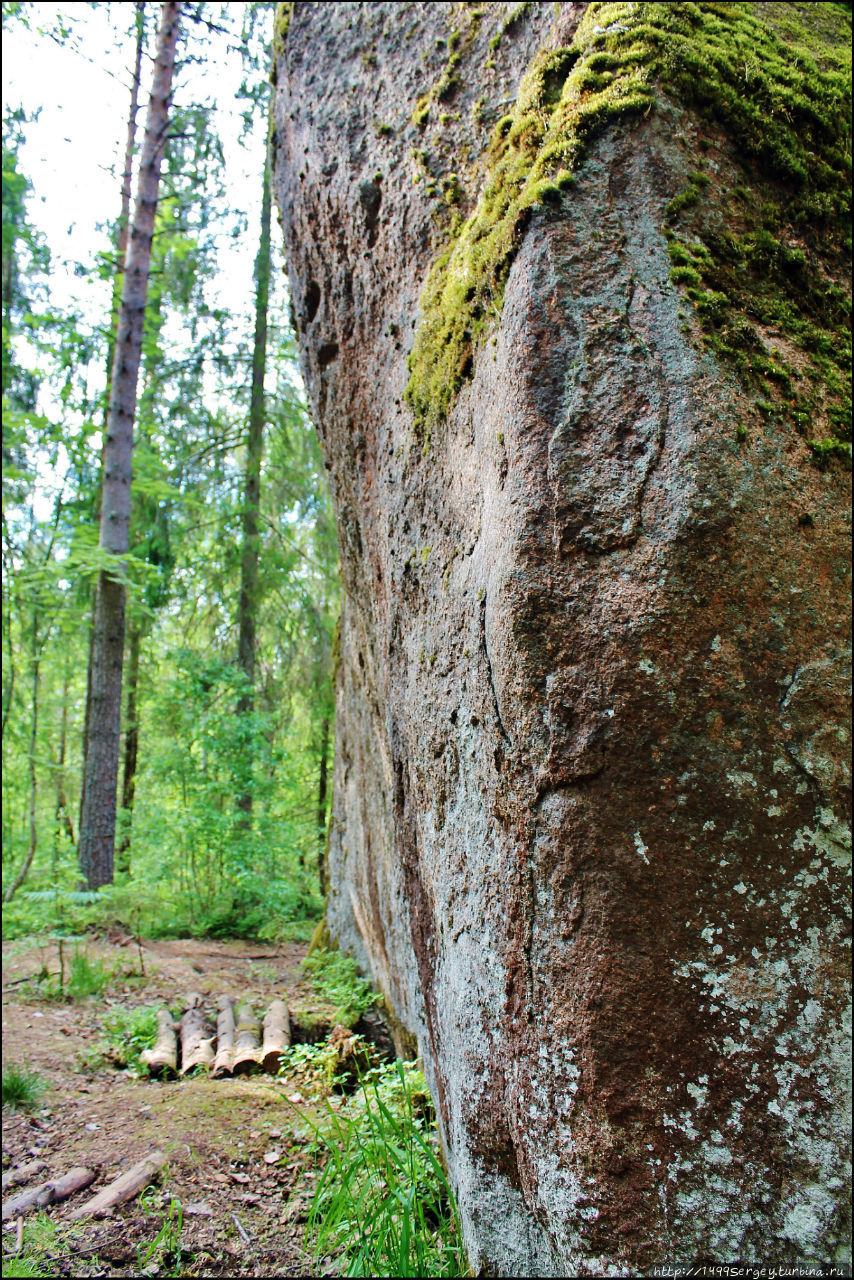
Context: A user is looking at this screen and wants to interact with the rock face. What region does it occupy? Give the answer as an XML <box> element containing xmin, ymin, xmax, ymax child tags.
<box><xmin>272</xmin><ymin>3</ymin><xmax>852</xmax><ymax>1273</ymax></box>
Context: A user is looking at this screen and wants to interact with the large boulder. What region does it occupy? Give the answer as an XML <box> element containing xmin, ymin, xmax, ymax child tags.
<box><xmin>272</xmin><ymin>3</ymin><xmax>851</xmax><ymax>1272</ymax></box>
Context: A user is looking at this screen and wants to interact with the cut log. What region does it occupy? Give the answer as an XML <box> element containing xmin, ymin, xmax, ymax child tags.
<box><xmin>261</xmin><ymin>999</ymin><xmax>291</xmax><ymax>1073</ymax></box>
<box><xmin>232</xmin><ymin>1002</ymin><xmax>262</xmax><ymax>1075</ymax></box>
<box><xmin>2</xmin><ymin>1159</ymin><xmax>48</xmax><ymax>1192</ymax></box>
<box><xmin>68</xmin><ymin>1150</ymin><xmax>166</xmax><ymax>1219</ymax></box>
<box><xmin>140</xmin><ymin>1008</ymin><xmax>178</xmax><ymax>1076</ymax></box>
<box><xmin>211</xmin><ymin>994</ymin><xmax>235</xmax><ymax>1077</ymax></box>
<box><xmin>2</xmin><ymin>1166</ymin><xmax>95</xmax><ymax>1220</ymax></box>
<box><xmin>179</xmin><ymin>993</ymin><xmax>215</xmax><ymax>1075</ymax></box>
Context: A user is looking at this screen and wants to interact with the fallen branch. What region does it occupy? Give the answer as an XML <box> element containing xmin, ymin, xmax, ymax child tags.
<box><xmin>231</xmin><ymin>1211</ymin><xmax>251</xmax><ymax>1243</ymax></box>
<box><xmin>2</xmin><ymin>1166</ymin><xmax>95</xmax><ymax>1220</ymax></box>
<box><xmin>212</xmin><ymin>995</ymin><xmax>235</xmax><ymax>1077</ymax></box>
<box><xmin>140</xmin><ymin>1009</ymin><xmax>178</xmax><ymax>1077</ymax></box>
<box><xmin>68</xmin><ymin>1150</ymin><xmax>167</xmax><ymax>1219</ymax></box>
<box><xmin>2</xmin><ymin>1159</ymin><xmax>49</xmax><ymax>1192</ymax></box>
<box><xmin>261</xmin><ymin>999</ymin><xmax>290</xmax><ymax>1073</ymax></box>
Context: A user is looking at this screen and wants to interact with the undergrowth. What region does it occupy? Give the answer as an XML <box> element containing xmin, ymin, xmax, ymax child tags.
<box><xmin>301</xmin><ymin>947</ymin><xmax>380</xmax><ymax>1027</ymax></box>
<box><xmin>101</xmin><ymin>1004</ymin><xmax>163</xmax><ymax>1073</ymax></box>
<box><xmin>295</xmin><ymin>1060</ymin><xmax>465</xmax><ymax>1278</ymax></box>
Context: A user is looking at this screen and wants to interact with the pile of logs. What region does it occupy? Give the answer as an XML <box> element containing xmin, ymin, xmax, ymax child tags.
<box><xmin>140</xmin><ymin>994</ymin><xmax>291</xmax><ymax>1079</ymax></box>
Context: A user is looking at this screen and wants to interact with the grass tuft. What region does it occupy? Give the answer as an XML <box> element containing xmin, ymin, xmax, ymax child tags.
<box><xmin>295</xmin><ymin>1059</ymin><xmax>465</xmax><ymax>1277</ymax></box>
<box><xmin>2</xmin><ymin>1063</ymin><xmax>45</xmax><ymax>1111</ymax></box>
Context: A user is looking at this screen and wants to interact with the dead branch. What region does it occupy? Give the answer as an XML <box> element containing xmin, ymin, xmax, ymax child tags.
<box><xmin>2</xmin><ymin>1166</ymin><xmax>95</xmax><ymax>1220</ymax></box>
<box><xmin>67</xmin><ymin>1150</ymin><xmax>167</xmax><ymax>1219</ymax></box>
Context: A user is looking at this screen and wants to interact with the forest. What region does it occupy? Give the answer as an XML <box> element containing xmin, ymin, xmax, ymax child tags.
<box><xmin>2</xmin><ymin>1</ymin><xmax>335</xmax><ymax>942</ymax></box>
<box><xmin>2</xmin><ymin>1</ymin><xmax>852</xmax><ymax>1277</ymax></box>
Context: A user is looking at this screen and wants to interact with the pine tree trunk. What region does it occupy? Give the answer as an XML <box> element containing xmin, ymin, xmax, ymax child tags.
<box><xmin>3</xmin><ymin>612</ymin><xmax>40</xmax><ymax>903</ymax></box>
<box><xmin>53</xmin><ymin>658</ymin><xmax>75</xmax><ymax>848</ymax></box>
<box><xmin>79</xmin><ymin>1</ymin><xmax>146</xmax><ymax>841</ymax></box>
<box><xmin>116</xmin><ymin>619</ymin><xmax>142</xmax><ymax>875</ymax></box>
<box><xmin>78</xmin><ymin>1</ymin><xmax>181</xmax><ymax>891</ymax></box>
<box><xmin>236</xmin><ymin>132</ymin><xmax>272</xmax><ymax>819</ymax></box>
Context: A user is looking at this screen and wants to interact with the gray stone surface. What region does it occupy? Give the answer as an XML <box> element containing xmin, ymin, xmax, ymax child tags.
<box><xmin>273</xmin><ymin>4</ymin><xmax>852</xmax><ymax>1273</ymax></box>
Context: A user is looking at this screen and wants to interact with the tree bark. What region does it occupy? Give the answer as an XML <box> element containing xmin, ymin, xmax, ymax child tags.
<box><xmin>116</xmin><ymin>618</ymin><xmax>142</xmax><ymax>874</ymax></box>
<box><xmin>261</xmin><ymin>999</ymin><xmax>290</xmax><ymax>1073</ymax></box>
<box><xmin>78</xmin><ymin>1</ymin><xmax>181</xmax><ymax>890</ymax></box>
<box><xmin>53</xmin><ymin>657</ymin><xmax>75</xmax><ymax>848</ymax></box>
<box><xmin>2</xmin><ymin>1167</ymin><xmax>95</xmax><ymax>1220</ymax></box>
<box><xmin>1</xmin><ymin>1160</ymin><xmax>48</xmax><ymax>1193</ymax></box>
<box><xmin>79</xmin><ymin>1</ymin><xmax>145</xmax><ymax>841</ymax></box>
<box><xmin>179</xmin><ymin>993</ymin><xmax>215</xmax><ymax>1074</ymax></box>
<box><xmin>236</xmin><ymin>131</ymin><xmax>272</xmax><ymax>820</ymax></box>
<box><xmin>68</xmin><ymin>1151</ymin><xmax>166</xmax><ymax>1220</ymax></box>
<box><xmin>211</xmin><ymin>994</ymin><xmax>235</xmax><ymax>1077</ymax></box>
<box><xmin>140</xmin><ymin>1008</ymin><xmax>178</xmax><ymax>1076</ymax></box>
<box><xmin>3</xmin><ymin>611</ymin><xmax>40</xmax><ymax>903</ymax></box>
<box><xmin>232</xmin><ymin>1002</ymin><xmax>262</xmax><ymax>1074</ymax></box>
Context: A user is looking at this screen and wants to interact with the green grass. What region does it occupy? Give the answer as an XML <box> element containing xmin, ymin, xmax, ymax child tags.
<box><xmin>1</xmin><ymin>1063</ymin><xmax>45</xmax><ymax>1111</ymax></box>
<box><xmin>137</xmin><ymin>1192</ymin><xmax>184</xmax><ymax>1275</ymax></box>
<box><xmin>1</xmin><ymin>1258</ymin><xmax>47</xmax><ymax>1278</ymax></box>
<box><xmin>296</xmin><ymin>1060</ymin><xmax>466</xmax><ymax>1278</ymax></box>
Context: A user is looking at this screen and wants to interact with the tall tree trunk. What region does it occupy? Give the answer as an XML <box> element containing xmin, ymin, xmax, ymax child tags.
<box><xmin>236</xmin><ymin>132</ymin><xmax>272</xmax><ymax>819</ymax></box>
<box><xmin>3</xmin><ymin>612</ymin><xmax>40</xmax><ymax>903</ymax></box>
<box><xmin>78</xmin><ymin>1</ymin><xmax>181</xmax><ymax>891</ymax></box>
<box><xmin>53</xmin><ymin>657</ymin><xmax>75</xmax><ymax>848</ymax></box>
<box><xmin>79</xmin><ymin>1</ymin><xmax>146</xmax><ymax>841</ymax></box>
<box><xmin>317</xmin><ymin>715</ymin><xmax>330</xmax><ymax>895</ymax></box>
<box><xmin>116</xmin><ymin>618</ymin><xmax>142</xmax><ymax>875</ymax></box>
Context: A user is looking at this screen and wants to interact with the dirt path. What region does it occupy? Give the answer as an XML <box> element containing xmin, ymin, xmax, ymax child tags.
<box><xmin>1</xmin><ymin>936</ymin><xmax>328</xmax><ymax>1277</ymax></box>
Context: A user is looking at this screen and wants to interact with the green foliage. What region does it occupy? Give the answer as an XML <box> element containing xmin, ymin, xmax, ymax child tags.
<box><xmin>299</xmin><ymin>1060</ymin><xmax>465</xmax><ymax>1278</ymax></box>
<box><xmin>65</xmin><ymin>947</ymin><xmax>110</xmax><ymax>999</ymax></box>
<box><xmin>302</xmin><ymin>948</ymin><xmax>380</xmax><ymax>1027</ymax></box>
<box><xmin>281</xmin><ymin>1040</ymin><xmax>343</xmax><ymax>1094</ymax></box>
<box><xmin>2</xmin><ymin>6</ymin><xmax>338</xmax><ymax>946</ymax></box>
<box><xmin>405</xmin><ymin>0</ymin><xmax>851</xmax><ymax>443</ymax></box>
<box><xmin>101</xmin><ymin>1004</ymin><xmax>161</xmax><ymax>1072</ymax></box>
<box><xmin>137</xmin><ymin>1192</ymin><xmax>184</xmax><ymax>1276</ymax></box>
<box><xmin>2</xmin><ymin>1259</ymin><xmax>47</xmax><ymax>1278</ymax></box>
<box><xmin>2</xmin><ymin>1062</ymin><xmax>45</xmax><ymax>1110</ymax></box>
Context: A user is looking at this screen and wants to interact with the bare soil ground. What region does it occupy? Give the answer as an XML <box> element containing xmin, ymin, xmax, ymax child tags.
<box><xmin>1</xmin><ymin>935</ymin><xmax>331</xmax><ymax>1277</ymax></box>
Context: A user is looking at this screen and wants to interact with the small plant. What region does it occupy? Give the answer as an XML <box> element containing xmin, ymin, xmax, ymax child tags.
<box><xmin>137</xmin><ymin>1191</ymin><xmax>184</xmax><ymax>1275</ymax></box>
<box><xmin>2</xmin><ymin>1064</ymin><xmax>45</xmax><ymax>1111</ymax></box>
<box><xmin>280</xmin><ymin>1041</ymin><xmax>342</xmax><ymax>1096</ymax></box>
<box><xmin>296</xmin><ymin>1060</ymin><xmax>464</xmax><ymax>1278</ymax></box>
<box><xmin>101</xmin><ymin>1004</ymin><xmax>162</xmax><ymax>1072</ymax></box>
<box><xmin>301</xmin><ymin>947</ymin><xmax>379</xmax><ymax>1026</ymax></box>
<box><xmin>66</xmin><ymin>947</ymin><xmax>111</xmax><ymax>1000</ymax></box>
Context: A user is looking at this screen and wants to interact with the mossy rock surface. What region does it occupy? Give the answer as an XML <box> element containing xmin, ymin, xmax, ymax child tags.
<box><xmin>405</xmin><ymin>1</ymin><xmax>851</xmax><ymax>458</ymax></box>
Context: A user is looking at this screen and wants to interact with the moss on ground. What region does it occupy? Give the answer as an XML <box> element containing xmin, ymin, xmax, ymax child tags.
<box><xmin>405</xmin><ymin>1</ymin><xmax>851</xmax><ymax>455</ymax></box>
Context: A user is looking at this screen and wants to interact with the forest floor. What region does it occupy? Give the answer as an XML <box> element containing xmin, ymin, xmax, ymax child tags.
<box><xmin>1</xmin><ymin>935</ymin><xmax>336</xmax><ymax>1277</ymax></box>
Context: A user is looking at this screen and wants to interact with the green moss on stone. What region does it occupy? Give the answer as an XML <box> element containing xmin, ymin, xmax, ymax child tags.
<box><xmin>273</xmin><ymin>2</ymin><xmax>293</xmax><ymax>61</ymax></box>
<box><xmin>405</xmin><ymin>1</ymin><xmax>851</xmax><ymax>448</ymax></box>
